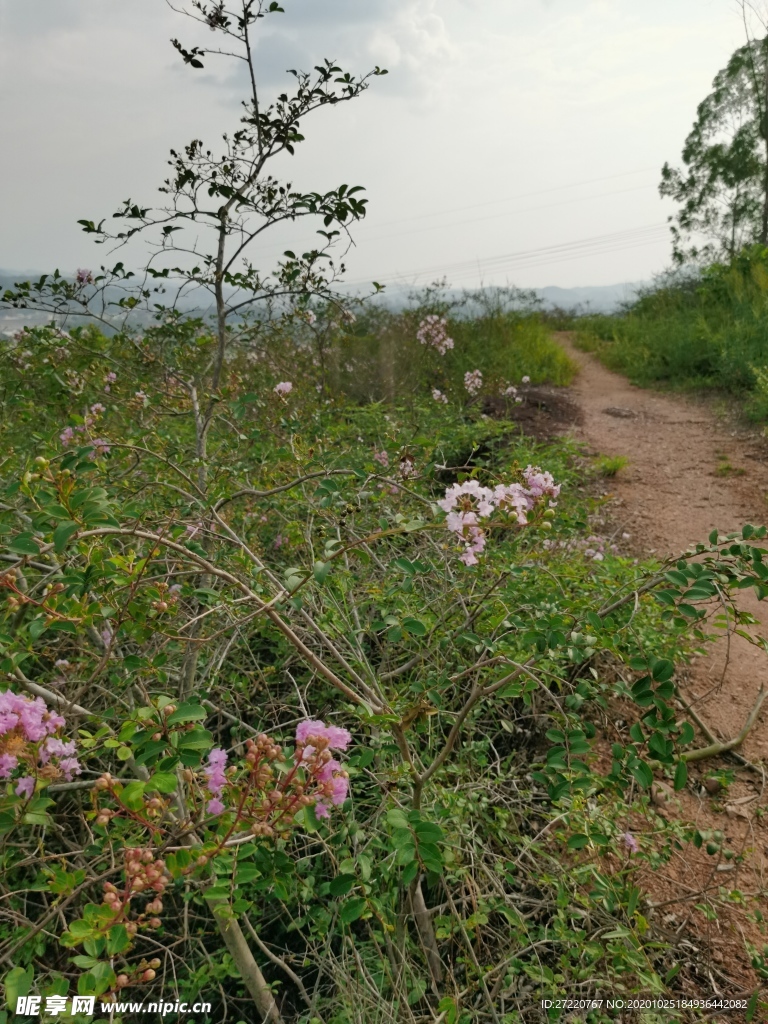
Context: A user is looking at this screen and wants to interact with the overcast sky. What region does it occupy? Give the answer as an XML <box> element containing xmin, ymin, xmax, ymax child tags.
<box><xmin>0</xmin><ymin>0</ymin><xmax>756</xmax><ymax>291</ymax></box>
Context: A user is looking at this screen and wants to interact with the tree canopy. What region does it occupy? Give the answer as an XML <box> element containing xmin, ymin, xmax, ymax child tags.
<box><xmin>660</xmin><ymin>37</ymin><xmax>768</xmax><ymax>264</ymax></box>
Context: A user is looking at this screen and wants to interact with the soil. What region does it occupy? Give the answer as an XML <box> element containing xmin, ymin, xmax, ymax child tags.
<box><xmin>552</xmin><ymin>332</ymin><xmax>768</xmax><ymax>1015</ymax></box>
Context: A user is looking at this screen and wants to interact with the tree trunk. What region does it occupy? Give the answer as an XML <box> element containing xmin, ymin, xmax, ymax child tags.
<box><xmin>762</xmin><ymin>55</ymin><xmax>768</xmax><ymax>245</ymax></box>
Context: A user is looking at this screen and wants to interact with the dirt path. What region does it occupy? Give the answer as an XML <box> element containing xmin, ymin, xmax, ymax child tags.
<box><xmin>556</xmin><ymin>331</ymin><xmax>768</xmax><ymax>757</ymax></box>
<box><xmin>554</xmin><ymin>332</ymin><xmax>768</xmax><ymax>997</ymax></box>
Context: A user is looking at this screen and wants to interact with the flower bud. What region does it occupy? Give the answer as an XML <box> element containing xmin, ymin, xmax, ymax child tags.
<box><xmin>149</xmin><ymin>917</ymin><xmax>162</xmax><ymax>929</ymax></box>
<box><xmin>149</xmin><ymin>958</ymin><xmax>161</xmax><ymax>970</ymax></box>
<box><xmin>540</xmin><ymin>521</ymin><xmax>552</xmax><ymax>531</ymax></box>
<box><xmin>116</xmin><ymin>974</ymin><xmax>129</xmax><ymax>988</ymax></box>
<box><xmin>142</xmin><ymin>968</ymin><xmax>156</xmax><ymax>982</ymax></box>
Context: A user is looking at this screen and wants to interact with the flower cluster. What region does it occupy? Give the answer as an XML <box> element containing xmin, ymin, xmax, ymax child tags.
<box><xmin>501</xmin><ymin>384</ymin><xmax>523</xmax><ymax>404</ymax></box>
<box><xmin>204</xmin><ymin>747</ymin><xmax>228</xmax><ymax>815</ymax></box>
<box><xmin>438</xmin><ymin>466</ymin><xmax>560</xmax><ymax>565</ymax></box>
<box><xmin>417</xmin><ymin>315</ymin><xmax>454</xmax><ymax>355</ymax></box>
<box><xmin>59</xmin><ymin>405</ymin><xmax>111</xmax><ymax>458</ymax></box>
<box><xmin>295</xmin><ymin>720</ymin><xmax>351</xmax><ymax>818</ymax></box>
<box><xmin>0</xmin><ymin>689</ymin><xmax>81</xmax><ymax>792</ymax></box>
<box><xmin>273</xmin><ymin>381</ymin><xmax>293</xmax><ymax>397</ymax></box>
<box><xmin>198</xmin><ymin>720</ymin><xmax>351</xmax><ymax>827</ymax></box>
<box><xmin>464</xmin><ymin>369</ymin><xmax>483</xmax><ymax>396</ymax></box>
<box><xmin>373</xmin><ymin>449</ymin><xmax>389</xmax><ymax>468</ymax></box>
<box><xmin>75</xmin><ymin>269</ymin><xmax>94</xmax><ymax>286</ymax></box>
<box><xmin>432</xmin><ymin>388</ymin><xmax>448</xmax><ymax>404</ymax></box>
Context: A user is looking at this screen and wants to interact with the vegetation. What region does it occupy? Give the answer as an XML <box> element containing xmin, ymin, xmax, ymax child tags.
<box><xmin>1</xmin><ymin>3</ymin><xmax>767</xmax><ymax>1022</ymax></box>
<box><xmin>576</xmin><ymin>245</ymin><xmax>768</xmax><ymax>418</ymax></box>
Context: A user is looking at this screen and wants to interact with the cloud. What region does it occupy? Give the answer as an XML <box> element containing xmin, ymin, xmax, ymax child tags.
<box><xmin>189</xmin><ymin>0</ymin><xmax>455</xmax><ymax>105</ymax></box>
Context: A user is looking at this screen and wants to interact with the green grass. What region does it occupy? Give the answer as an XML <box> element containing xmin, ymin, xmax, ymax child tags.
<box><xmin>594</xmin><ymin>454</ymin><xmax>629</xmax><ymax>477</ymax></box>
<box><xmin>574</xmin><ymin>246</ymin><xmax>768</xmax><ymax>413</ymax></box>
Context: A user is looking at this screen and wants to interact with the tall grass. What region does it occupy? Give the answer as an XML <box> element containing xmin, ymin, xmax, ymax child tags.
<box><xmin>576</xmin><ymin>246</ymin><xmax>768</xmax><ymax>413</ymax></box>
<box><xmin>331</xmin><ymin>289</ymin><xmax>576</xmax><ymax>404</ymax></box>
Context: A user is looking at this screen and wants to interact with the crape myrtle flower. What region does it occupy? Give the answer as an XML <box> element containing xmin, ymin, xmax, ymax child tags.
<box><xmin>417</xmin><ymin>315</ymin><xmax>454</xmax><ymax>355</ymax></box>
<box><xmin>0</xmin><ymin>689</ymin><xmax>81</xmax><ymax>785</ymax></box>
<box><xmin>439</xmin><ymin>467</ymin><xmax>559</xmax><ymax>565</ymax></box>
<box><xmin>623</xmin><ymin>832</ymin><xmax>639</xmax><ymax>855</ymax></box>
<box><xmin>273</xmin><ymin>381</ymin><xmax>293</xmax><ymax>397</ymax></box>
<box><xmin>464</xmin><ymin>369</ymin><xmax>483</xmax><ymax>395</ymax></box>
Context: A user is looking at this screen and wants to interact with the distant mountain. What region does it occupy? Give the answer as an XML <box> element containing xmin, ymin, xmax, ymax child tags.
<box><xmin>534</xmin><ymin>282</ymin><xmax>644</xmax><ymax>313</ymax></box>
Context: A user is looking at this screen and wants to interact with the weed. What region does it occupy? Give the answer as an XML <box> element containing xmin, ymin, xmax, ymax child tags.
<box><xmin>595</xmin><ymin>454</ymin><xmax>629</xmax><ymax>477</ymax></box>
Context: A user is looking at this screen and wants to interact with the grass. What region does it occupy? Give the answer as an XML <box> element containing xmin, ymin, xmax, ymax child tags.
<box><xmin>335</xmin><ymin>299</ymin><xmax>577</xmax><ymax>404</ymax></box>
<box><xmin>594</xmin><ymin>454</ymin><xmax>629</xmax><ymax>477</ymax></box>
<box><xmin>574</xmin><ymin>246</ymin><xmax>768</xmax><ymax>416</ymax></box>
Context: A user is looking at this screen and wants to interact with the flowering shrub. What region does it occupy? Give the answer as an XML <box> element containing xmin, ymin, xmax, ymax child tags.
<box><xmin>416</xmin><ymin>314</ymin><xmax>454</xmax><ymax>354</ymax></box>
<box><xmin>0</xmin><ymin>689</ymin><xmax>80</xmax><ymax>794</ymax></box>
<box><xmin>1</xmin><ymin>3</ymin><xmax>765</xmax><ymax>1019</ymax></box>
<box><xmin>439</xmin><ymin>466</ymin><xmax>560</xmax><ymax>564</ymax></box>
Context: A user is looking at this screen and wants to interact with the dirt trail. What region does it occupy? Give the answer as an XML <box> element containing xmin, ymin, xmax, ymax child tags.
<box><xmin>554</xmin><ymin>332</ymin><xmax>768</xmax><ymax>995</ymax></box>
<box><xmin>556</xmin><ymin>331</ymin><xmax>768</xmax><ymax>757</ymax></box>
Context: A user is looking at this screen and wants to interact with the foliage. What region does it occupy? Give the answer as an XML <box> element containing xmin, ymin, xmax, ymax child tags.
<box><xmin>660</xmin><ymin>36</ymin><xmax>768</xmax><ymax>264</ymax></box>
<box><xmin>575</xmin><ymin>246</ymin><xmax>768</xmax><ymax>412</ymax></box>
<box><xmin>0</xmin><ymin>3</ymin><xmax>766</xmax><ymax>1021</ymax></box>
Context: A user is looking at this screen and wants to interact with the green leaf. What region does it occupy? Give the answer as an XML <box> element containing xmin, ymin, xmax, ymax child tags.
<box><xmin>630</xmin><ymin>760</ymin><xmax>653</xmax><ymax>789</ymax></box>
<box><xmin>313</xmin><ymin>560</ymin><xmax>331</xmax><ymax>584</ymax></box>
<box><xmin>329</xmin><ymin>874</ymin><xmax>356</xmax><ymax>897</ymax></box>
<box><xmin>567</xmin><ymin>834</ymin><xmax>589</xmax><ymax>850</ymax></box>
<box><xmin>120</xmin><ymin>781</ymin><xmax>146</xmax><ymax>810</ymax></box>
<box><xmin>651</xmin><ymin>659</ymin><xmax>674</xmax><ymax>683</ymax></box>
<box><xmin>709</xmin><ymin>529</ymin><xmax>719</xmax><ymax>545</ymax></box>
<box><xmin>673</xmin><ymin>760</ymin><xmax>688</xmax><ymax>791</ymax></box>
<box><xmin>165</xmin><ymin>703</ymin><xmax>207</xmax><ymax>727</ymax></box>
<box><xmin>148</xmin><ymin>772</ymin><xmax>178</xmax><ymax>794</ymax></box>
<box><xmin>402</xmin><ymin>617</ymin><xmax>427</xmax><ymax>636</ymax></box>
<box><xmin>387</xmin><ymin>808</ymin><xmax>409</xmax><ymax>829</ymax></box>
<box><xmin>53</xmin><ymin>520</ymin><xmax>79</xmax><ymax>553</ymax></box>
<box><xmin>7</xmin><ymin>533</ymin><xmax>40</xmax><ymax>555</ymax></box>
<box><xmin>339</xmin><ymin>897</ymin><xmax>367</xmax><ymax>924</ymax></box>
<box><xmin>4</xmin><ymin>966</ymin><xmax>33</xmax><ymax>1010</ymax></box>
<box><xmin>106</xmin><ymin>924</ymin><xmax>130</xmax><ymax>955</ymax></box>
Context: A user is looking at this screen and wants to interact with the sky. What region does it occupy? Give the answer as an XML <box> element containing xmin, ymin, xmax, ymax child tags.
<box><xmin>0</xmin><ymin>0</ymin><xmax>759</xmax><ymax>292</ymax></box>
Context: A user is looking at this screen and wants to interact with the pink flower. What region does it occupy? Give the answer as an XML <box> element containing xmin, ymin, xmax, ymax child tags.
<box><xmin>0</xmin><ymin>754</ymin><xmax>18</xmax><ymax>778</ymax></box>
<box><xmin>314</xmin><ymin>799</ymin><xmax>330</xmax><ymax>819</ymax></box>
<box><xmin>204</xmin><ymin>748</ymin><xmax>228</xmax><ymax>796</ymax></box>
<box><xmin>274</xmin><ymin>381</ymin><xmax>293</xmax><ymax>397</ymax></box>
<box><xmin>523</xmin><ymin>466</ymin><xmax>560</xmax><ymax>500</ymax></box>
<box><xmin>59</xmin><ymin>757</ymin><xmax>81</xmax><ymax>780</ymax></box>
<box><xmin>207</xmin><ymin>797</ymin><xmax>225</xmax><ymax>816</ymax></box>
<box><xmin>464</xmin><ymin>369</ymin><xmax>483</xmax><ymax>396</ymax></box>
<box><xmin>373</xmin><ymin>450</ymin><xmax>389</xmax><ymax>467</ymax></box>
<box><xmin>90</xmin><ymin>403</ymin><xmax>105</xmax><ymax>415</ymax></box>
<box><xmin>432</xmin><ymin>388</ymin><xmax>448</xmax><ymax>404</ymax></box>
<box><xmin>15</xmin><ymin>776</ymin><xmax>35</xmax><ymax>799</ymax></box>
<box><xmin>623</xmin><ymin>832</ymin><xmax>639</xmax><ymax>855</ymax></box>
<box><xmin>76</xmin><ymin>269</ymin><xmax>94</xmax><ymax>286</ymax></box>
<box><xmin>59</xmin><ymin>426</ymin><xmax>75</xmax><ymax>446</ymax></box>
<box><xmin>522</xmin><ymin>375</ymin><xmax>530</xmax><ymax>384</ymax></box>
<box><xmin>295</xmin><ymin>720</ymin><xmax>352</xmax><ymax>751</ymax></box>
<box><xmin>316</xmin><ymin>757</ymin><xmax>341</xmax><ymax>783</ymax></box>
<box><xmin>417</xmin><ymin>315</ymin><xmax>454</xmax><ymax>355</ymax></box>
<box><xmin>330</xmin><ymin>775</ymin><xmax>349</xmax><ymax>805</ymax></box>
<box><xmin>89</xmin><ymin>438</ymin><xmax>111</xmax><ymax>459</ymax></box>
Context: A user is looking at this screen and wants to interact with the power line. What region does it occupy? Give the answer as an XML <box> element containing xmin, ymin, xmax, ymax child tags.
<box><xmin>358</xmin><ymin>183</ymin><xmax>657</xmax><ymax>245</ymax></box>
<box><xmin>347</xmin><ymin>223</ymin><xmax>669</xmax><ymax>286</ymax></box>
